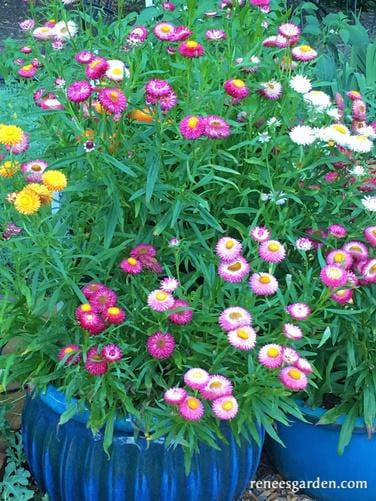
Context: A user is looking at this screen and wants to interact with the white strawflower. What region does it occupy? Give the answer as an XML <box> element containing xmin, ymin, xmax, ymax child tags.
<box><xmin>267</xmin><ymin>117</ymin><xmax>281</xmax><ymax>127</ymax></box>
<box><xmin>296</xmin><ymin>238</ymin><xmax>313</xmax><ymax>251</ymax></box>
<box><xmin>62</xmin><ymin>0</ymin><xmax>79</xmax><ymax>4</ymax></box>
<box><xmin>258</xmin><ymin>132</ymin><xmax>271</xmax><ymax>143</ymax></box>
<box><xmin>356</xmin><ymin>126</ymin><xmax>376</xmax><ymax>138</ymax></box>
<box><xmin>361</xmin><ymin>195</ymin><xmax>376</xmax><ymax>212</ymax></box>
<box><xmin>289</xmin><ymin>75</ymin><xmax>312</xmax><ymax>94</ymax></box>
<box><xmin>303</xmin><ymin>90</ymin><xmax>331</xmax><ymax>111</ymax></box>
<box><xmin>350</xmin><ymin>165</ymin><xmax>366</xmax><ymax>176</ymax></box>
<box><xmin>52</xmin><ymin>20</ymin><xmax>78</xmax><ymax>40</ymax></box>
<box><xmin>347</xmin><ymin>135</ymin><xmax>373</xmax><ymax>153</ymax></box>
<box><xmin>289</xmin><ymin>125</ymin><xmax>316</xmax><ymax>145</ymax></box>
<box><xmin>326</xmin><ymin>108</ymin><xmax>341</xmax><ymax>120</ymax></box>
<box><xmin>250</xmin><ymin>55</ymin><xmax>260</xmax><ymax>64</ymax></box>
<box><xmin>323</xmin><ymin>124</ymin><xmax>351</xmax><ymax>147</ymax></box>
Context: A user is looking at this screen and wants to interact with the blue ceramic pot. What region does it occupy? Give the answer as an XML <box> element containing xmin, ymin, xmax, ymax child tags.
<box><xmin>22</xmin><ymin>385</ymin><xmax>264</xmax><ymax>501</ymax></box>
<box><xmin>267</xmin><ymin>401</ymin><xmax>375</xmax><ymax>500</ymax></box>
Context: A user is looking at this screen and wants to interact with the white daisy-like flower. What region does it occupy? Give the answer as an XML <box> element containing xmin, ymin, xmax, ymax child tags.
<box><xmin>289</xmin><ymin>125</ymin><xmax>316</xmax><ymax>145</ymax></box>
<box><xmin>326</xmin><ymin>108</ymin><xmax>341</xmax><ymax>120</ymax></box>
<box><xmin>105</xmin><ymin>60</ymin><xmax>129</xmax><ymax>82</ymax></box>
<box><xmin>267</xmin><ymin>117</ymin><xmax>281</xmax><ymax>127</ymax></box>
<box><xmin>62</xmin><ymin>0</ymin><xmax>79</xmax><ymax>5</ymax></box>
<box><xmin>289</xmin><ymin>75</ymin><xmax>312</xmax><ymax>94</ymax></box>
<box><xmin>250</xmin><ymin>55</ymin><xmax>260</xmax><ymax>64</ymax></box>
<box><xmin>260</xmin><ymin>193</ymin><xmax>270</xmax><ymax>202</ymax></box>
<box><xmin>303</xmin><ymin>90</ymin><xmax>331</xmax><ymax>111</ymax></box>
<box><xmin>52</xmin><ymin>20</ymin><xmax>78</xmax><ymax>40</ymax></box>
<box><xmin>361</xmin><ymin>195</ymin><xmax>376</xmax><ymax>212</ymax></box>
<box><xmin>356</xmin><ymin>126</ymin><xmax>376</xmax><ymax>138</ymax></box>
<box><xmin>350</xmin><ymin>165</ymin><xmax>366</xmax><ymax>176</ymax></box>
<box><xmin>323</xmin><ymin>124</ymin><xmax>351</xmax><ymax>147</ymax></box>
<box><xmin>258</xmin><ymin>132</ymin><xmax>271</xmax><ymax>143</ymax></box>
<box><xmin>347</xmin><ymin>135</ymin><xmax>373</xmax><ymax>153</ymax></box>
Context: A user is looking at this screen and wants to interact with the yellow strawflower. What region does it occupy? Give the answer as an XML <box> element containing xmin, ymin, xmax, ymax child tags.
<box><xmin>42</xmin><ymin>170</ymin><xmax>67</xmax><ymax>191</ymax></box>
<box><xmin>24</xmin><ymin>183</ymin><xmax>53</xmax><ymax>205</ymax></box>
<box><xmin>0</xmin><ymin>160</ymin><xmax>19</xmax><ymax>177</ymax></box>
<box><xmin>14</xmin><ymin>188</ymin><xmax>41</xmax><ymax>215</ymax></box>
<box><xmin>0</xmin><ymin>125</ymin><xmax>24</xmax><ymax>146</ymax></box>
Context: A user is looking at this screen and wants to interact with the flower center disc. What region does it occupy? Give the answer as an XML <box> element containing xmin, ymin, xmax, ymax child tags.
<box><xmin>156</xmin><ymin>291</ymin><xmax>168</xmax><ymax>301</ymax></box>
<box><xmin>259</xmin><ymin>275</ymin><xmax>271</xmax><ymax>284</ymax></box>
<box><xmin>82</xmin><ymin>304</ymin><xmax>92</xmax><ymax>312</ymax></box>
<box><xmin>222</xmin><ymin>401</ymin><xmax>233</xmax><ymax>411</ymax></box>
<box><xmin>232</xmin><ymin>79</ymin><xmax>245</xmax><ymax>88</ymax></box>
<box><xmin>333</xmin><ymin>253</ymin><xmax>345</xmax><ymax>263</ymax></box>
<box><xmin>268</xmin><ymin>243</ymin><xmax>279</xmax><ymax>252</ymax></box>
<box><xmin>127</xmin><ymin>257</ymin><xmax>138</xmax><ymax>265</ymax></box>
<box><xmin>267</xmin><ymin>347</ymin><xmax>280</xmax><ymax>358</ymax></box>
<box><xmin>229</xmin><ymin>312</ymin><xmax>242</xmax><ymax>320</ymax></box>
<box><xmin>209</xmin><ymin>381</ymin><xmax>222</xmax><ymax>389</ymax></box>
<box><xmin>187</xmin><ymin>117</ymin><xmax>199</xmax><ymax>128</ymax></box>
<box><xmin>328</xmin><ymin>268</ymin><xmax>342</xmax><ymax>279</ymax></box>
<box><xmin>237</xmin><ymin>329</ymin><xmax>249</xmax><ymax>340</ymax></box>
<box><xmin>225</xmin><ymin>240</ymin><xmax>234</xmax><ymax>249</ymax></box>
<box><xmin>108</xmin><ymin>307</ymin><xmax>120</xmax><ymax>314</ymax></box>
<box><xmin>228</xmin><ymin>262</ymin><xmax>242</xmax><ymax>272</ymax></box>
<box><xmin>300</xmin><ymin>45</ymin><xmax>312</xmax><ymax>52</ymax></box>
<box><xmin>288</xmin><ymin>368</ymin><xmax>302</xmax><ymax>380</ymax></box>
<box><xmin>187</xmin><ymin>398</ymin><xmax>199</xmax><ymax>410</ymax></box>
<box><xmin>186</xmin><ymin>41</ymin><xmax>198</xmax><ymax>49</ymax></box>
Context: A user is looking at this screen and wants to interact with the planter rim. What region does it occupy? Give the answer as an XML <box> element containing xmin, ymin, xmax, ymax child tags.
<box><xmin>296</xmin><ymin>399</ymin><xmax>372</xmax><ymax>430</ymax></box>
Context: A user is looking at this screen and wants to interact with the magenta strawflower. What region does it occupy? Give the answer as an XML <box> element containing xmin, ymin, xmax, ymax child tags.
<box><xmin>179</xmin><ymin>115</ymin><xmax>205</xmax><ymax>140</ymax></box>
<box><xmin>294</xmin><ymin>358</ymin><xmax>313</xmax><ymax>374</ymax></box>
<box><xmin>330</xmin><ymin>288</ymin><xmax>353</xmax><ymax>304</ymax></box>
<box><xmin>364</xmin><ymin>226</ymin><xmax>376</xmax><ymax>247</ymax></box>
<box><xmin>137</xmin><ymin>254</ymin><xmax>163</xmax><ymax>273</ymax></box>
<box><xmin>203</xmin><ymin>115</ymin><xmax>230</xmax><ymax>139</ymax></box>
<box><xmin>145</xmin><ymin>79</ymin><xmax>172</xmax><ymax>98</ymax></box>
<box><xmin>292</xmin><ymin>45</ymin><xmax>318</xmax><ymax>62</ymax></box>
<box><xmin>130</xmin><ymin>243</ymin><xmax>157</xmax><ymax>259</ymax></box>
<box><xmin>67</xmin><ymin>80</ymin><xmax>92</xmax><ymax>103</ymax></box>
<box><xmin>147</xmin><ymin>290</ymin><xmax>174</xmax><ymax>312</ymax></box>
<box><xmin>215</xmin><ymin>237</ymin><xmax>242</xmax><ymax>262</ymax></box>
<box><xmin>164</xmin><ymin>387</ymin><xmax>187</xmax><ymax>405</ymax></box>
<box><xmin>85</xmin><ymin>56</ymin><xmax>109</xmax><ymax>79</ymax></box>
<box><xmin>278</xmin><ymin>22</ymin><xmax>300</xmax><ymax>39</ymax></box>
<box><xmin>75</xmin><ymin>303</ymin><xmax>93</xmax><ymax>321</ymax></box>
<box><xmin>21</xmin><ymin>159</ymin><xmax>47</xmax><ymax>182</ymax></box>
<box><xmin>75</xmin><ymin>51</ymin><xmax>94</xmax><ymax>64</ymax></box>
<box><xmin>18</xmin><ymin>65</ymin><xmax>37</xmax><ymax>78</ymax></box>
<box><xmin>21</xmin><ymin>47</ymin><xmax>32</xmax><ymax>54</ymax></box>
<box><xmin>258</xmin><ymin>344</ymin><xmax>284</xmax><ymax>368</ymax></box>
<box><xmin>200</xmin><ymin>375</ymin><xmax>233</xmax><ymax>400</ymax></box>
<box><xmin>147</xmin><ymin>331</ymin><xmax>175</xmax><ymax>359</ymax></box>
<box><xmin>78</xmin><ymin>312</ymin><xmax>106</xmax><ymax>335</ymax></box>
<box><xmin>347</xmin><ymin>90</ymin><xmax>363</xmax><ymax>101</ymax></box>
<box><xmin>179</xmin><ymin>396</ymin><xmax>204</xmax><ymax>421</ymax></box>
<box><xmin>352</xmin><ymin>100</ymin><xmax>367</xmax><ymax>121</ymax></box>
<box><xmin>259</xmin><ymin>81</ymin><xmax>283</xmax><ymax>100</ymax></box>
<box><xmin>362</xmin><ymin>259</ymin><xmax>376</xmax><ymax>283</ymax></box>
<box><xmin>58</xmin><ymin>344</ymin><xmax>81</xmax><ymax>365</ymax></box>
<box><xmin>286</xmin><ymin>303</ymin><xmax>311</xmax><ymax>320</ymax></box>
<box><xmin>212</xmin><ymin>395</ymin><xmax>239</xmax><ymax>420</ymax></box>
<box><xmin>98</xmin><ymin>88</ymin><xmax>127</xmax><ymax>114</ymax></box>
<box><xmin>128</xmin><ymin>26</ymin><xmax>148</xmax><ymax>44</ymax></box>
<box><xmin>227</xmin><ymin>326</ymin><xmax>256</xmax><ymax>350</ymax></box>
<box><xmin>249</xmin><ymin>272</ymin><xmax>279</xmax><ymax>295</ymax></box>
<box><xmin>219</xmin><ymin>307</ymin><xmax>252</xmax><ymax>332</ymax></box>
<box><xmin>85</xmin><ymin>347</ymin><xmax>108</xmax><ymax>376</ymax></box>
<box><xmin>282</xmin><ymin>347</ymin><xmax>299</xmax><ymax>365</ymax></box>
<box><xmin>328</xmin><ymin>224</ymin><xmax>347</xmax><ymax>238</ymax></box>
<box><xmin>250</xmin><ymin>226</ymin><xmax>270</xmax><ymax>243</ymax></box>
<box><xmin>178</xmin><ymin>40</ymin><xmax>205</xmax><ymax>58</ymax></box>
<box><xmin>90</xmin><ymin>287</ymin><xmax>117</xmax><ymax>313</ymax></box>
<box><xmin>102</xmin><ymin>344</ymin><xmax>123</xmax><ymax>362</ymax></box>
<box><xmin>326</xmin><ymin>249</ymin><xmax>353</xmax><ymax>269</ymax></box>
<box><xmin>82</xmin><ymin>282</ymin><xmax>106</xmax><ymax>299</ymax></box>
<box><xmin>184</xmin><ymin>368</ymin><xmax>210</xmax><ymax>389</ymax></box>
<box><xmin>206</xmin><ymin>29</ymin><xmax>226</xmax><ymax>41</ymax></box>
<box><xmin>120</xmin><ymin>257</ymin><xmax>143</xmax><ymax>274</ymax></box>
<box><xmin>342</xmin><ymin>241</ymin><xmax>369</xmax><ymax>261</ymax></box>
<box><xmin>153</xmin><ymin>22</ymin><xmax>175</xmax><ymax>41</ymax></box>
<box><xmin>160</xmin><ymin>276</ymin><xmax>179</xmax><ymax>292</ymax></box>
<box><xmin>171</xmin><ymin>25</ymin><xmax>192</xmax><ymax>42</ymax></box>
<box><xmin>162</xmin><ymin>2</ymin><xmax>175</xmax><ymax>11</ymax></box>
<box><xmin>259</xmin><ymin>240</ymin><xmax>286</xmax><ymax>263</ymax></box>
<box><xmin>218</xmin><ymin>256</ymin><xmax>250</xmax><ymax>283</ymax></box>
<box><xmin>279</xmin><ymin>367</ymin><xmax>308</xmax><ymax>390</ymax></box>
<box><xmin>296</xmin><ymin>238</ymin><xmax>313</xmax><ymax>251</ymax></box>
<box><xmin>320</xmin><ymin>264</ymin><xmax>348</xmax><ymax>288</ymax></box>
<box><xmin>19</xmin><ymin>19</ymin><xmax>35</xmax><ymax>31</ymax></box>
<box><xmin>103</xmin><ymin>306</ymin><xmax>126</xmax><ymax>324</ymax></box>
<box><xmin>224</xmin><ymin>79</ymin><xmax>249</xmax><ymax>100</ymax></box>
<box><xmin>168</xmin><ymin>299</ymin><xmax>193</xmax><ymax>325</ymax></box>
<box><xmin>283</xmin><ymin>323</ymin><xmax>303</xmax><ymax>340</ymax></box>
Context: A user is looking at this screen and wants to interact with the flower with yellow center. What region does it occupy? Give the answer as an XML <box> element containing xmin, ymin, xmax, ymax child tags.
<box><xmin>14</xmin><ymin>188</ymin><xmax>41</xmax><ymax>215</ymax></box>
<box><xmin>24</xmin><ymin>183</ymin><xmax>53</xmax><ymax>205</ymax></box>
<box><xmin>222</xmin><ymin>400</ymin><xmax>234</xmax><ymax>411</ymax></box>
<box><xmin>267</xmin><ymin>347</ymin><xmax>280</xmax><ymax>358</ymax></box>
<box><xmin>288</xmin><ymin>368</ymin><xmax>302</xmax><ymax>380</ymax></box>
<box><xmin>42</xmin><ymin>170</ymin><xmax>67</xmax><ymax>191</ymax></box>
<box><xmin>187</xmin><ymin>116</ymin><xmax>199</xmax><ymax>128</ymax></box>
<box><xmin>232</xmin><ymin>79</ymin><xmax>245</xmax><ymax>88</ymax></box>
<box><xmin>300</xmin><ymin>45</ymin><xmax>312</xmax><ymax>52</ymax></box>
<box><xmin>186</xmin><ymin>41</ymin><xmax>198</xmax><ymax>49</ymax></box>
<box><xmin>0</xmin><ymin>125</ymin><xmax>24</xmax><ymax>146</ymax></box>
<box><xmin>0</xmin><ymin>160</ymin><xmax>19</xmax><ymax>177</ymax></box>
<box><xmin>187</xmin><ymin>397</ymin><xmax>200</xmax><ymax>410</ymax></box>
<box><xmin>259</xmin><ymin>275</ymin><xmax>271</xmax><ymax>284</ymax></box>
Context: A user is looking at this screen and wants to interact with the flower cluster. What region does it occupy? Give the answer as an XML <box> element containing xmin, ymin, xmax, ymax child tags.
<box><xmin>120</xmin><ymin>243</ymin><xmax>162</xmax><ymax>274</ymax></box>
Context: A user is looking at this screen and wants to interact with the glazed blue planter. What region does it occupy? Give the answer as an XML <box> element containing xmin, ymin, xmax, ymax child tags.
<box><xmin>267</xmin><ymin>401</ymin><xmax>375</xmax><ymax>500</ymax></box>
<box><xmin>22</xmin><ymin>385</ymin><xmax>264</xmax><ymax>501</ymax></box>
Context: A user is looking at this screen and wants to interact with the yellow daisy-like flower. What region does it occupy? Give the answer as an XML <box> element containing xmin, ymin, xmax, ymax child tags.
<box><xmin>42</xmin><ymin>170</ymin><xmax>67</xmax><ymax>191</ymax></box>
<box><xmin>0</xmin><ymin>160</ymin><xmax>20</xmax><ymax>177</ymax></box>
<box><xmin>24</xmin><ymin>183</ymin><xmax>53</xmax><ymax>205</ymax></box>
<box><xmin>14</xmin><ymin>188</ymin><xmax>41</xmax><ymax>215</ymax></box>
<box><xmin>0</xmin><ymin>125</ymin><xmax>24</xmax><ymax>146</ymax></box>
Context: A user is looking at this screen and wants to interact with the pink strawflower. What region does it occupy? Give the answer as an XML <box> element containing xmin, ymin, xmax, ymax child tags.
<box><xmin>219</xmin><ymin>307</ymin><xmax>252</xmax><ymax>332</ymax></box>
<box><xmin>82</xmin><ymin>282</ymin><xmax>106</xmax><ymax>299</ymax></box>
<box><xmin>324</xmin><ymin>172</ymin><xmax>339</xmax><ymax>183</ymax></box>
<box><xmin>279</xmin><ymin>367</ymin><xmax>308</xmax><ymax>390</ymax></box>
<box><xmin>78</xmin><ymin>312</ymin><xmax>106</xmax><ymax>335</ymax></box>
<box><xmin>259</xmin><ymin>240</ymin><xmax>286</xmax><ymax>263</ymax></box>
<box><xmin>153</xmin><ymin>22</ymin><xmax>175</xmax><ymax>41</ymax></box>
<box><xmin>137</xmin><ymin>254</ymin><xmax>163</xmax><ymax>273</ymax></box>
<box><xmin>147</xmin><ymin>331</ymin><xmax>175</xmax><ymax>359</ymax></box>
<box><xmin>328</xmin><ymin>224</ymin><xmax>347</xmax><ymax>238</ymax></box>
<box><xmin>294</xmin><ymin>358</ymin><xmax>313</xmax><ymax>374</ymax></box>
<box><xmin>162</xmin><ymin>2</ymin><xmax>175</xmax><ymax>10</ymax></box>
<box><xmin>291</xmin><ymin>45</ymin><xmax>318</xmax><ymax>62</ymax></box>
<box><xmin>364</xmin><ymin>226</ymin><xmax>376</xmax><ymax>247</ymax></box>
<box><xmin>184</xmin><ymin>368</ymin><xmax>210</xmax><ymax>389</ymax></box>
<box><xmin>164</xmin><ymin>387</ymin><xmax>187</xmax><ymax>405</ymax></box>
<box><xmin>283</xmin><ymin>323</ymin><xmax>303</xmax><ymax>340</ymax></box>
<box><xmin>263</xmin><ymin>36</ymin><xmax>279</xmax><ymax>48</ymax></box>
<box><xmin>85</xmin><ymin>347</ymin><xmax>108</xmax><ymax>376</ymax></box>
<box><xmin>85</xmin><ymin>57</ymin><xmax>109</xmax><ymax>79</ymax></box>
<box><xmin>278</xmin><ymin>22</ymin><xmax>300</xmax><ymax>39</ymax></box>
<box><xmin>282</xmin><ymin>347</ymin><xmax>299</xmax><ymax>365</ymax></box>
<box><xmin>215</xmin><ymin>237</ymin><xmax>242</xmax><ymax>262</ymax></box>
<box><xmin>286</xmin><ymin>303</ymin><xmax>311</xmax><ymax>320</ymax></box>
<box><xmin>200</xmin><ymin>375</ymin><xmax>233</xmax><ymax>400</ymax></box>
<box><xmin>296</xmin><ymin>238</ymin><xmax>313</xmax><ymax>251</ymax></box>
<box><xmin>342</xmin><ymin>241</ymin><xmax>369</xmax><ymax>261</ymax></box>
<box><xmin>75</xmin><ymin>51</ymin><xmax>94</xmax><ymax>64</ymax></box>
<box><xmin>346</xmin><ymin>271</ymin><xmax>359</xmax><ymax>287</ymax></box>
<box><xmin>212</xmin><ymin>395</ymin><xmax>239</xmax><ymax>420</ymax></box>
<box><xmin>258</xmin><ymin>344</ymin><xmax>284</xmax><ymax>368</ymax></box>
<box><xmin>169</xmin><ymin>237</ymin><xmax>180</xmax><ymax>247</ymax></box>
<box><xmin>168</xmin><ymin>299</ymin><xmax>193</xmax><ymax>325</ymax></box>
<box><xmin>331</xmin><ymin>288</ymin><xmax>353</xmax><ymax>304</ymax></box>
<box><xmin>203</xmin><ymin>115</ymin><xmax>230</xmax><ymax>139</ymax></box>
<box><xmin>347</xmin><ymin>90</ymin><xmax>363</xmax><ymax>101</ymax></box>
<box><xmin>250</xmin><ymin>226</ymin><xmax>270</xmax><ymax>243</ymax></box>
<box><xmin>147</xmin><ymin>289</ymin><xmax>175</xmax><ymax>311</ymax></box>
<box><xmin>250</xmin><ymin>0</ymin><xmax>270</xmax><ymax>8</ymax></box>
<box><xmin>131</xmin><ymin>243</ymin><xmax>157</xmax><ymax>258</ymax></box>
<box><xmin>21</xmin><ymin>159</ymin><xmax>48</xmax><ymax>182</ymax></box>
<box><xmin>160</xmin><ymin>277</ymin><xmax>179</xmax><ymax>292</ymax></box>
<box><xmin>320</xmin><ymin>264</ymin><xmax>348</xmax><ymax>288</ymax></box>
<box><xmin>224</xmin><ymin>79</ymin><xmax>249</xmax><ymax>100</ymax></box>
<box><xmin>159</xmin><ymin>91</ymin><xmax>177</xmax><ymax>112</ymax></box>
<box><xmin>18</xmin><ymin>65</ymin><xmax>37</xmax><ymax>78</ymax></box>
<box><xmin>98</xmin><ymin>88</ymin><xmax>127</xmax><ymax>114</ymax></box>
<box><xmin>20</xmin><ymin>47</ymin><xmax>32</xmax><ymax>54</ymax></box>
<box><xmin>179</xmin><ymin>115</ymin><xmax>205</xmax><ymax>140</ymax></box>
<box><xmin>120</xmin><ymin>257</ymin><xmax>143</xmax><ymax>274</ymax></box>
<box><xmin>90</xmin><ymin>288</ymin><xmax>117</xmax><ymax>313</ymax></box>
<box><xmin>58</xmin><ymin>344</ymin><xmax>81</xmax><ymax>365</ymax></box>
<box><xmin>249</xmin><ymin>272</ymin><xmax>279</xmax><ymax>295</ymax></box>
<box><xmin>52</xmin><ymin>40</ymin><xmax>65</xmax><ymax>50</ymax></box>
<box><xmin>362</xmin><ymin>259</ymin><xmax>376</xmax><ymax>283</ymax></box>
<box><xmin>171</xmin><ymin>25</ymin><xmax>192</xmax><ymax>42</ymax></box>
<box><xmin>19</xmin><ymin>19</ymin><xmax>35</xmax><ymax>31</ymax></box>
<box><xmin>206</xmin><ymin>29</ymin><xmax>226</xmax><ymax>41</ymax></box>
<box><xmin>352</xmin><ymin>100</ymin><xmax>367</xmax><ymax>121</ymax></box>
<box><xmin>103</xmin><ymin>306</ymin><xmax>126</xmax><ymax>324</ymax></box>
<box><xmin>128</xmin><ymin>26</ymin><xmax>148</xmax><ymax>44</ymax></box>
<box><xmin>67</xmin><ymin>80</ymin><xmax>92</xmax><ymax>103</ymax></box>
<box><xmin>326</xmin><ymin>249</ymin><xmax>353</xmax><ymax>269</ymax></box>
<box><xmin>259</xmin><ymin>81</ymin><xmax>283</xmax><ymax>100</ymax></box>
<box><xmin>102</xmin><ymin>344</ymin><xmax>122</xmax><ymax>362</ymax></box>
<box><xmin>75</xmin><ymin>303</ymin><xmax>93</xmax><ymax>321</ymax></box>
<box><xmin>145</xmin><ymin>79</ymin><xmax>172</xmax><ymax>98</ymax></box>
<box><xmin>274</xmin><ymin>35</ymin><xmax>289</xmax><ymax>49</ymax></box>
<box><xmin>218</xmin><ymin>256</ymin><xmax>250</xmax><ymax>283</ymax></box>
<box><xmin>178</xmin><ymin>396</ymin><xmax>204</xmax><ymax>421</ymax></box>
<box><xmin>178</xmin><ymin>40</ymin><xmax>205</xmax><ymax>58</ymax></box>
<box><xmin>227</xmin><ymin>326</ymin><xmax>256</xmax><ymax>350</ymax></box>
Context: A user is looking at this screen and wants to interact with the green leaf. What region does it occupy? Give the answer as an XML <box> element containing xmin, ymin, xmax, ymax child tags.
<box><xmin>101</xmin><ymin>152</ymin><xmax>137</xmax><ymax>178</ymax></box>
